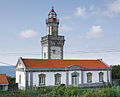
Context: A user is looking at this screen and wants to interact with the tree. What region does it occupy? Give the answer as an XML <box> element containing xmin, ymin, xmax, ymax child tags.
<box><xmin>112</xmin><ymin>65</ymin><xmax>120</xmax><ymax>79</ymax></box>
<box><xmin>7</xmin><ymin>76</ymin><xmax>15</xmax><ymax>84</ymax></box>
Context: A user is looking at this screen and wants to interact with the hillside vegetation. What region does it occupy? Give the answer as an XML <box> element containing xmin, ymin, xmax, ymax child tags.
<box><xmin>0</xmin><ymin>85</ymin><xmax>120</xmax><ymax>97</ymax></box>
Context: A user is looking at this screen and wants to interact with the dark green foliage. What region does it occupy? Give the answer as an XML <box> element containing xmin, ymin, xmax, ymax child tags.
<box><xmin>0</xmin><ymin>86</ymin><xmax>120</xmax><ymax>97</ymax></box>
<box><xmin>7</xmin><ymin>76</ymin><xmax>15</xmax><ymax>84</ymax></box>
<box><xmin>7</xmin><ymin>76</ymin><xmax>18</xmax><ymax>90</ymax></box>
<box><xmin>82</xmin><ymin>88</ymin><xmax>119</xmax><ymax>97</ymax></box>
<box><xmin>112</xmin><ymin>65</ymin><xmax>120</xmax><ymax>79</ymax></box>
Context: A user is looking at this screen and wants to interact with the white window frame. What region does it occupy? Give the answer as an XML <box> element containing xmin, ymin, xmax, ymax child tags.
<box><xmin>39</xmin><ymin>74</ymin><xmax>46</xmax><ymax>85</ymax></box>
<box><xmin>87</xmin><ymin>72</ymin><xmax>92</xmax><ymax>83</ymax></box>
<box><xmin>55</xmin><ymin>73</ymin><xmax>61</xmax><ymax>85</ymax></box>
<box><xmin>99</xmin><ymin>72</ymin><xmax>104</xmax><ymax>82</ymax></box>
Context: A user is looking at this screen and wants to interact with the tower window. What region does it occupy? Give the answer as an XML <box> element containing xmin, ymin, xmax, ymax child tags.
<box><xmin>44</xmin><ymin>53</ymin><xmax>46</xmax><ymax>58</ymax></box>
<box><xmin>19</xmin><ymin>75</ymin><xmax>21</xmax><ymax>84</ymax></box>
<box><xmin>52</xmin><ymin>50</ymin><xmax>56</xmax><ymax>54</ymax></box>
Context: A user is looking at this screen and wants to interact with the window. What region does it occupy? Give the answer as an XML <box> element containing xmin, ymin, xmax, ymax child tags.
<box><xmin>72</xmin><ymin>72</ymin><xmax>79</xmax><ymax>86</ymax></box>
<box><xmin>0</xmin><ymin>85</ymin><xmax>3</xmax><ymax>90</ymax></box>
<box><xmin>52</xmin><ymin>49</ymin><xmax>56</xmax><ymax>54</ymax></box>
<box><xmin>99</xmin><ymin>72</ymin><xmax>104</xmax><ymax>82</ymax></box>
<box><xmin>87</xmin><ymin>72</ymin><xmax>92</xmax><ymax>83</ymax></box>
<box><xmin>55</xmin><ymin>73</ymin><xmax>61</xmax><ymax>85</ymax></box>
<box><xmin>44</xmin><ymin>53</ymin><xmax>46</xmax><ymax>58</ymax></box>
<box><xmin>19</xmin><ymin>75</ymin><xmax>21</xmax><ymax>84</ymax></box>
<box><xmin>39</xmin><ymin>74</ymin><xmax>46</xmax><ymax>85</ymax></box>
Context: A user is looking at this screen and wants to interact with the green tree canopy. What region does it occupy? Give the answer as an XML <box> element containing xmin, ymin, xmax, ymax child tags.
<box><xmin>112</xmin><ymin>65</ymin><xmax>120</xmax><ymax>79</ymax></box>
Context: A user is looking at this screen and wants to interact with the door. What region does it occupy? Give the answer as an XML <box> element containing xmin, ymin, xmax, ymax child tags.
<box><xmin>72</xmin><ymin>74</ymin><xmax>78</xmax><ymax>86</ymax></box>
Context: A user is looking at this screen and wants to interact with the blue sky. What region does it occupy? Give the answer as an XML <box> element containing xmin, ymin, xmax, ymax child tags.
<box><xmin>0</xmin><ymin>0</ymin><xmax>120</xmax><ymax>66</ymax></box>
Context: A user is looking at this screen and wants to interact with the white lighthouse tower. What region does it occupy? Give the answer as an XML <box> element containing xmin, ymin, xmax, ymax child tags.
<box><xmin>41</xmin><ymin>7</ymin><xmax>65</xmax><ymax>59</ymax></box>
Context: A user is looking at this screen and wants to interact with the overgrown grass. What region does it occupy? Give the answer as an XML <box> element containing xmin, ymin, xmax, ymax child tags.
<box><xmin>0</xmin><ymin>86</ymin><xmax>120</xmax><ymax>97</ymax></box>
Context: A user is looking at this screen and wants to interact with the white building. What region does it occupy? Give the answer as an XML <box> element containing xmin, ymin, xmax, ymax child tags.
<box><xmin>16</xmin><ymin>7</ymin><xmax>112</xmax><ymax>89</ymax></box>
<box><xmin>0</xmin><ymin>74</ymin><xmax>9</xmax><ymax>91</ymax></box>
<box><xmin>16</xmin><ymin>58</ymin><xmax>111</xmax><ymax>89</ymax></box>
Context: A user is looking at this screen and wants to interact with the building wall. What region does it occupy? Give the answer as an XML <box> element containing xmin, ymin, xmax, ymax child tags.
<box><xmin>83</xmin><ymin>71</ymin><xmax>109</xmax><ymax>84</ymax></box>
<box><xmin>26</xmin><ymin>70</ymin><xmax>111</xmax><ymax>87</ymax></box>
<box><xmin>16</xmin><ymin>71</ymin><xmax>26</xmax><ymax>89</ymax></box>
<box><xmin>0</xmin><ymin>84</ymin><xmax>8</xmax><ymax>91</ymax></box>
<box><xmin>27</xmin><ymin>71</ymin><xmax>66</xmax><ymax>87</ymax></box>
<box><xmin>4</xmin><ymin>85</ymin><xmax>8</xmax><ymax>91</ymax></box>
<box><xmin>50</xmin><ymin>46</ymin><xmax>62</xmax><ymax>59</ymax></box>
<box><xmin>16</xmin><ymin>69</ymin><xmax>111</xmax><ymax>89</ymax></box>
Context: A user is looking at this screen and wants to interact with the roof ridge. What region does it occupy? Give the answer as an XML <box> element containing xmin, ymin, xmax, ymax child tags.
<box><xmin>22</xmin><ymin>58</ymin><xmax>99</xmax><ymax>61</ymax></box>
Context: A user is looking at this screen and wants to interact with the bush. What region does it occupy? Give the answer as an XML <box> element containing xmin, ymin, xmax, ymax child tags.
<box><xmin>81</xmin><ymin>88</ymin><xmax>119</xmax><ymax>97</ymax></box>
<box><xmin>0</xmin><ymin>86</ymin><xmax>120</xmax><ymax>97</ymax></box>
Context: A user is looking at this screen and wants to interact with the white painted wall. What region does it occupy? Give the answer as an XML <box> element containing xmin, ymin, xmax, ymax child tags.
<box><xmin>108</xmin><ymin>71</ymin><xmax>112</xmax><ymax>83</ymax></box>
<box><xmin>4</xmin><ymin>85</ymin><xmax>8</xmax><ymax>91</ymax></box>
<box><xmin>17</xmin><ymin>62</ymin><xmax>25</xmax><ymax>69</ymax></box>
<box><xmin>16</xmin><ymin>69</ymin><xmax>111</xmax><ymax>89</ymax></box>
<box><xmin>28</xmin><ymin>71</ymin><xmax>66</xmax><ymax>87</ymax></box>
<box><xmin>50</xmin><ymin>46</ymin><xmax>61</xmax><ymax>59</ymax></box>
<box><xmin>26</xmin><ymin>70</ymin><xmax>111</xmax><ymax>87</ymax></box>
<box><xmin>16</xmin><ymin>71</ymin><xmax>26</xmax><ymax>89</ymax></box>
<box><xmin>0</xmin><ymin>84</ymin><xmax>8</xmax><ymax>91</ymax></box>
<box><xmin>83</xmin><ymin>71</ymin><xmax>108</xmax><ymax>84</ymax></box>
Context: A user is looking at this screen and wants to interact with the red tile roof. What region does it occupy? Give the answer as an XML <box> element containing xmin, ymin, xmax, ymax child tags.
<box><xmin>0</xmin><ymin>74</ymin><xmax>9</xmax><ymax>84</ymax></box>
<box><xmin>22</xmin><ymin>59</ymin><xmax>108</xmax><ymax>68</ymax></box>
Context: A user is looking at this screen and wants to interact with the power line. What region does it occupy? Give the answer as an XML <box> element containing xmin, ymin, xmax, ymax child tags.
<box><xmin>0</xmin><ymin>61</ymin><xmax>14</xmax><ymax>66</ymax></box>
<box><xmin>0</xmin><ymin>49</ymin><xmax>120</xmax><ymax>56</ymax></box>
<box><xmin>0</xmin><ymin>52</ymin><xmax>41</xmax><ymax>55</ymax></box>
<box><xmin>65</xmin><ymin>50</ymin><xmax>120</xmax><ymax>54</ymax></box>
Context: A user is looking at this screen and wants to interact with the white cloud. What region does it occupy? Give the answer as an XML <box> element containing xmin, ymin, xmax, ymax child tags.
<box><xmin>102</xmin><ymin>0</ymin><xmax>120</xmax><ymax>17</ymax></box>
<box><xmin>74</xmin><ymin>7</ymin><xmax>87</xmax><ymax>18</ymax></box>
<box><xmin>20</xmin><ymin>30</ymin><xmax>38</xmax><ymax>38</ymax></box>
<box><xmin>89</xmin><ymin>6</ymin><xmax>101</xmax><ymax>16</ymax></box>
<box><xmin>74</xmin><ymin>1</ymin><xmax>120</xmax><ymax>18</ymax></box>
<box><xmin>84</xmin><ymin>25</ymin><xmax>104</xmax><ymax>39</ymax></box>
<box><xmin>108</xmin><ymin>0</ymin><xmax>120</xmax><ymax>13</ymax></box>
<box><xmin>59</xmin><ymin>25</ymin><xmax>73</xmax><ymax>32</ymax></box>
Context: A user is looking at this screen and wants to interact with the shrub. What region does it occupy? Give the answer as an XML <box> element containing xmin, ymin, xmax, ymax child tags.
<box><xmin>81</xmin><ymin>88</ymin><xmax>119</xmax><ymax>97</ymax></box>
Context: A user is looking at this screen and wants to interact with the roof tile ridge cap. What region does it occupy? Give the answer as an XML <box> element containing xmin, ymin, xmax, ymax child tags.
<box><xmin>98</xmin><ymin>59</ymin><xmax>109</xmax><ymax>67</ymax></box>
<box><xmin>63</xmin><ymin>59</ymin><xmax>98</xmax><ymax>61</ymax></box>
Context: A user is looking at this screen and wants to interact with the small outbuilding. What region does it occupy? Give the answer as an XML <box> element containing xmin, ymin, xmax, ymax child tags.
<box><xmin>0</xmin><ymin>74</ymin><xmax>9</xmax><ymax>91</ymax></box>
